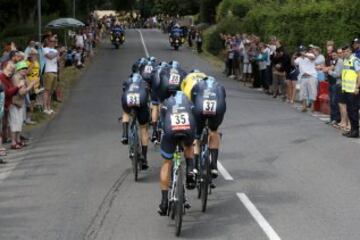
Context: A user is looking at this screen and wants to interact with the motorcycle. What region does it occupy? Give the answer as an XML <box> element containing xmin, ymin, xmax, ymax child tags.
<box><xmin>110</xmin><ymin>31</ymin><xmax>125</xmax><ymax>49</ymax></box>
<box><xmin>169</xmin><ymin>34</ymin><xmax>185</xmax><ymax>51</ymax></box>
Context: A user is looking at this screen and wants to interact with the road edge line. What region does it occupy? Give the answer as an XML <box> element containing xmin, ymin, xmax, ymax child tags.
<box><xmin>237</xmin><ymin>193</ymin><xmax>282</xmax><ymax>240</ymax></box>
<box><xmin>218</xmin><ymin>161</ymin><xmax>234</xmax><ymax>180</ymax></box>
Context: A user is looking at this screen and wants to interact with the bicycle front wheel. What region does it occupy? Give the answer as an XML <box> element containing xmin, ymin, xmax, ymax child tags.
<box><xmin>175</xmin><ymin>165</ymin><xmax>184</xmax><ymax>237</ymax></box>
<box><xmin>200</xmin><ymin>151</ymin><xmax>210</xmax><ymax>212</ymax></box>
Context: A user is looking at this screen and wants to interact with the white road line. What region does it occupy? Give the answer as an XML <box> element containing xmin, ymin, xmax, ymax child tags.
<box><xmin>237</xmin><ymin>193</ymin><xmax>282</xmax><ymax>240</ymax></box>
<box><xmin>137</xmin><ymin>30</ymin><xmax>149</xmax><ymax>57</ymax></box>
<box><xmin>218</xmin><ymin>161</ymin><xmax>234</xmax><ymax>181</ymax></box>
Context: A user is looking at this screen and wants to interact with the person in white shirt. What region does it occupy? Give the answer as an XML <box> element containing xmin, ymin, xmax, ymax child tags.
<box><xmin>43</xmin><ymin>37</ymin><xmax>59</xmax><ymax>115</ymax></box>
<box><xmin>294</xmin><ymin>46</ymin><xmax>318</xmax><ymax>112</ymax></box>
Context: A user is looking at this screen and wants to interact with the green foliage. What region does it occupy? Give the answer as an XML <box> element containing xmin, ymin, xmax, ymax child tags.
<box><xmin>205</xmin><ymin>0</ymin><xmax>360</xmax><ymax>55</ymax></box>
<box><xmin>204</xmin><ymin>16</ymin><xmax>243</xmax><ymax>55</ymax></box>
<box><xmin>199</xmin><ymin>0</ymin><xmax>222</xmax><ymax>24</ymax></box>
<box><xmin>216</xmin><ymin>0</ymin><xmax>252</xmax><ymax>22</ymax></box>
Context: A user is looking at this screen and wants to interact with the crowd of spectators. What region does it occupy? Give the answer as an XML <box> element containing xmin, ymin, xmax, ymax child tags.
<box><xmin>0</xmin><ymin>19</ymin><xmax>99</xmax><ymax>163</ymax></box>
<box><xmin>218</xmin><ymin>33</ymin><xmax>359</xmax><ymax>138</ymax></box>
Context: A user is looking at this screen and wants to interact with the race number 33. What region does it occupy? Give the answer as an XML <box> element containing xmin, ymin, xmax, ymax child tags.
<box><xmin>203</xmin><ymin>100</ymin><xmax>217</xmax><ymax>114</ymax></box>
<box><xmin>127</xmin><ymin>93</ymin><xmax>140</xmax><ymax>106</ymax></box>
<box><xmin>171</xmin><ymin>112</ymin><xmax>190</xmax><ymax>130</ymax></box>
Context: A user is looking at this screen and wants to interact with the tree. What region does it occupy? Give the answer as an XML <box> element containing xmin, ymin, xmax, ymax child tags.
<box><xmin>199</xmin><ymin>0</ymin><xmax>222</xmax><ymax>23</ymax></box>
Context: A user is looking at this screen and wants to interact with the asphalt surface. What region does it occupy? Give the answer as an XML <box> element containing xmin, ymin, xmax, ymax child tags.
<box><xmin>0</xmin><ymin>29</ymin><xmax>360</xmax><ymax>240</ymax></box>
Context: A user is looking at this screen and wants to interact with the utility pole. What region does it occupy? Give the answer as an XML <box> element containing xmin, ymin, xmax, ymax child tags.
<box><xmin>37</xmin><ymin>0</ymin><xmax>41</xmax><ymax>42</ymax></box>
<box><xmin>73</xmin><ymin>0</ymin><xmax>76</xmax><ymax>18</ymax></box>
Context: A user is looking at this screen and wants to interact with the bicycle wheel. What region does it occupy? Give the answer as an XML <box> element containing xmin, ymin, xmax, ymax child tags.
<box><xmin>175</xmin><ymin>164</ymin><xmax>184</xmax><ymax>237</ymax></box>
<box><xmin>200</xmin><ymin>150</ymin><xmax>210</xmax><ymax>212</ymax></box>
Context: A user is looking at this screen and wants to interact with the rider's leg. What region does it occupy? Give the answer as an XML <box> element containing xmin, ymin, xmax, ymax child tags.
<box><xmin>184</xmin><ymin>142</ymin><xmax>196</xmax><ymax>190</ymax></box>
<box><xmin>139</xmin><ymin>124</ymin><xmax>149</xmax><ymax>169</ymax></box>
<box><xmin>209</xmin><ymin>130</ymin><xmax>220</xmax><ymax>177</ymax></box>
<box><xmin>158</xmin><ymin>132</ymin><xmax>175</xmax><ymax>215</ymax></box>
<box><xmin>193</xmin><ymin>139</ymin><xmax>200</xmax><ymax>170</ymax></box>
<box><xmin>208</xmin><ymin>110</ymin><xmax>225</xmax><ymax>178</ymax></box>
<box><xmin>139</xmin><ymin>106</ymin><xmax>150</xmax><ymax>169</ymax></box>
<box><xmin>151</xmin><ymin>104</ymin><xmax>159</xmax><ymax>141</ymax></box>
<box><xmin>121</xmin><ymin>112</ymin><xmax>129</xmax><ymax>144</ymax></box>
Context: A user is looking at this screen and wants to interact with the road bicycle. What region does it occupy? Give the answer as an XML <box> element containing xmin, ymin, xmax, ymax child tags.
<box><xmin>167</xmin><ymin>140</ymin><xmax>188</xmax><ymax>237</ymax></box>
<box><xmin>196</xmin><ymin>124</ymin><xmax>212</xmax><ymax>212</ymax></box>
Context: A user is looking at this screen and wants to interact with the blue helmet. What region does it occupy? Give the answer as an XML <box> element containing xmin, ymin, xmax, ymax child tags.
<box><xmin>169</xmin><ymin>60</ymin><xmax>180</xmax><ymax>69</ymax></box>
<box><xmin>159</xmin><ymin>61</ymin><xmax>168</xmax><ymax>67</ymax></box>
<box><xmin>131</xmin><ymin>73</ymin><xmax>142</xmax><ymax>82</ymax></box>
<box><xmin>190</xmin><ymin>69</ymin><xmax>201</xmax><ymax>73</ymax></box>
<box><xmin>148</xmin><ymin>56</ymin><xmax>157</xmax><ymax>63</ymax></box>
<box><xmin>205</xmin><ymin>76</ymin><xmax>216</xmax><ymax>84</ymax></box>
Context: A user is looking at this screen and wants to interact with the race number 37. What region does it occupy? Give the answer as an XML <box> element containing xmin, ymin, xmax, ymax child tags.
<box><xmin>171</xmin><ymin>112</ymin><xmax>190</xmax><ymax>131</ymax></box>
<box><xmin>203</xmin><ymin>100</ymin><xmax>217</xmax><ymax>114</ymax></box>
<box><xmin>127</xmin><ymin>93</ymin><xmax>140</xmax><ymax>106</ymax></box>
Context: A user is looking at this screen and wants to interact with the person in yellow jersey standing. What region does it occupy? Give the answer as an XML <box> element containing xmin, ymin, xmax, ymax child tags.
<box><xmin>341</xmin><ymin>45</ymin><xmax>360</xmax><ymax>138</ymax></box>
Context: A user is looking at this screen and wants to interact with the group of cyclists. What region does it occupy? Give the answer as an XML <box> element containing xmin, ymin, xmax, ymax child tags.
<box><xmin>120</xmin><ymin>56</ymin><xmax>227</xmax><ymax>215</ymax></box>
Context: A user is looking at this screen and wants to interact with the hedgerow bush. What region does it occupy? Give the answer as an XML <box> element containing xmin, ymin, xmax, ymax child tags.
<box><xmin>205</xmin><ymin>0</ymin><xmax>360</xmax><ymax>54</ymax></box>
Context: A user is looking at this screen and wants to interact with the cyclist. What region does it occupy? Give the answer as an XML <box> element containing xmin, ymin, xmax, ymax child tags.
<box><xmin>191</xmin><ymin>76</ymin><xmax>226</xmax><ymax>178</ymax></box>
<box><xmin>150</xmin><ymin>61</ymin><xmax>169</xmax><ymax>142</ymax></box>
<box><xmin>158</xmin><ymin>90</ymin><xmax>197</xmax><ymax>216</ymax></box>
<box><xmin>155</xmin><ymin>60</ymin><xmax>187</xmax><ymax>102</ymax></box>
<box><xmin>181</xmin><ymin>69</ymin><xmax>207</xmax><ymax>100</ymax></box>
<box><xmin>139</xmin><ymin>56</ymin><xmax>157</xmax><ymax>84</ymax></box>
<box><xmin>121</xmin><ymin>73</ymin><xmax>150</xmax><ymax>170</ymax></box>
<box><xmin>132</xmin><ymin>57</ymin><xmax>147</xmax><ymax>73</ymax></box>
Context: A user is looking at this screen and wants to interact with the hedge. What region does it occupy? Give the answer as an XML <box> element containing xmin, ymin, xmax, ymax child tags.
<box><xmin>205</xmin><ymin>0</ymin><xmax>360</xmax><ymax>55</ymax></box>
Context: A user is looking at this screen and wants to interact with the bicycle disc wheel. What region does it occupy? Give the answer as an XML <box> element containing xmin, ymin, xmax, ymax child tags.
<box><xmin>175</xmin><ymin>165</ymin><xmax>184</xmax><ymax>236</ymax></box>
<box><xmin>200</xmin><ymin>152</ymin><xmax>210</xmax><ymax>212</ymax></box>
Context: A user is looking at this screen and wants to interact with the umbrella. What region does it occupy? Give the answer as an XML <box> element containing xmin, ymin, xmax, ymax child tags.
<box><xmin>46</xmin><ymin>18</ymin><xmax>85</xmax><ymax>29</ymax></box>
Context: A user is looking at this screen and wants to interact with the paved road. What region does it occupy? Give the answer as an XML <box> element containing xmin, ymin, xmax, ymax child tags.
<box><xmin>0</xmin><ymin>29</ymin><xmax>360</xmax><ymax>240</ymax></box>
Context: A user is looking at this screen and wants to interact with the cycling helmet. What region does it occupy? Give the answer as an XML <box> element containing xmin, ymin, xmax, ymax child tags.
<box><xmin>148</xmin><ymin>56</ymin><xmax>157</xmax><ymax>63</ymax></box>
<box><xmin>190</xmin><ymin>69</ymin><xmax>201</xmax><ymax>73</ymax></box>
<box><xmin>169</xmin><ymin>60</ymin><xmax>180</xmax><ymax>69</ymax></box>
<box><xmin>205</xmin><ymin>76</ymin><xmax>216</xmax><ymax>84</ymax></box>
<box><xmin>131</xmin><ymin>73</ymin><xmax>143</xmax><ymax>82</ymax></box>
<box><xmin>159</xmin><ymin>61</ymin><xmax>168</xmax><ymax>67</ymax></box>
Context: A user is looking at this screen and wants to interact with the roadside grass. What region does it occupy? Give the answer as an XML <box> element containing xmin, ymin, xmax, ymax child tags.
<box><xmin>24</xmin><ymin>55</ymin><xmax>94</xmax><ymax>131</ymax></box>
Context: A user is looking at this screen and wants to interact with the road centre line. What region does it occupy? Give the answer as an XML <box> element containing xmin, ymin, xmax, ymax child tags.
<box><xmin>137</xmin><ymin>29</ymin><xmax>149</xmax><ymax>58</ymax></box>
<box><xmin>218</xmin><ymin>161</ymin><xmax>234</xmax><ymax>181</ymax></box>
<box><xmin>237</xmin><ymin>193</ymin><xmax>282</xmax><ymax>240</ymax></box>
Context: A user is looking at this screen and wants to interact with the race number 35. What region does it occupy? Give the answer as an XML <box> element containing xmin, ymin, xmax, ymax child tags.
<box><xmin>203</xmin><ymin>100</ymin><xmax>217</xmax><ymax>114</ymax></box>
<box><xmin>171</xmin><ymin>112</ymin><xmax>190</xmax><ymax>130</ymax></box>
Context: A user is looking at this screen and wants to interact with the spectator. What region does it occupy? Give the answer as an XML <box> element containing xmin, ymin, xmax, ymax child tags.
<box><xmin>195</xmin><ymin>30</ymin><xmax>203</xmax><ymax>53</ymax></box>
<box><xmin>331</xmin><ymin>48</ymin><xmax>350</xmax><ymax>131</ymax></box>
<box><xmin>24</xmin><ymin>40</ymin><xmax>36</xmax><ymax>59</ymax></box>
<box><xmin>286</xmin><ymin>53</ymin><xmax>300</xmax><ymax>104</ymax></box>
<box><xmin>341</xmin><ymin>45</ymin><xmax>360</xmax><ymax>138</ymax></box>
<box><xmin>0</xmin><ymin>61</ymin><xmax>18</xmax><ymax>145</ymax></box>
<box><xmin>26</xmin><ymin>48</ymin><xmax>43</xmax><ymax>122</ymax></box>
<box><xmin>272</xmin><ymin>47</ymin><xmax>289</xmax><ymax>99</ymax></box>
<box><xmin>242</xmin><ymin>42</ymin><xmax>252</xmax><ymax>84</ymax></box>
<box><xmin>10</xmin><ymin>61</ymin><xmax>35</xmax><ymax>149</ymax></box>
<box><xmin>295</xmin><ymin>47</ymin><xmax>318</xmax><ymax>112</ymax></box>
<box><xmin>0</xmin><ymin>82</ymin><xmax>5</xmax><ymax>162</ymax></box>
<box><xmin>324</xmin><ymin>50</ymin><xmax>341</xmax><ymax>125</ymax></box>
<box><xmin>256</xmin><ymin>43</ymin><xmax>269</xmax><ymax>92</ymax></box>
<box><xmin>43</xmin><ymin>37</ymin><xmax>59</xmax><ymax>115</ymax></box>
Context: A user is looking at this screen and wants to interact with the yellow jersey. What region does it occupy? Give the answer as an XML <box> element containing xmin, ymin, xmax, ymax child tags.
<box><xmin>26</xmin><ymin>60</ymin><xmax>41</xmax><ymax>91</ymax></box>
<box><xmin>181</xmin><ymin>72</ymin><xmax>207</xmax><ymax>100</ymax></box>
